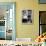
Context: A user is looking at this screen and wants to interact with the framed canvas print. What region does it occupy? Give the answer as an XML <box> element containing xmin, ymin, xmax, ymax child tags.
<box><xmin>0</xmin><ymin>2</ymin><xmax>16</xmax><ymax>40</ymax></box>
<box><xmin>39</xmin><ymin>0</ymin><xmax>46</xmax><ymax>4</ymax></box>
<box><xmin>22</xmin><ymin>9</ymin><xmax>33</xmax><ymax>24</ymax></box>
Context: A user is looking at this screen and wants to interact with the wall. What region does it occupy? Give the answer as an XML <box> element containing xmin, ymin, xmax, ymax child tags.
<box><xmin>39</xmin><ymin>4</ymin><xmax>46</xmax><ymax>11</ymax></box>
<box><xmin>0</xmin><ymin>0</ymin><xmax>46</xmax><ymax>41</ymax></box>
<box><xmin>16</xmin><ymin>0</ymin><xmax>39</xmax><ymax>40</ymax></box>
<box><xmin>16</xmin><ymin>0</ymin><xmax>37</xmax><ymax>39</ymax></box>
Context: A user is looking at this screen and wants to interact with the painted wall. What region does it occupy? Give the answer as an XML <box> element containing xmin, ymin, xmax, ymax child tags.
<box><xmin>16</xmin><ymin>0</ymin><xmax>39</xmax><ymax>40</ymax></box>
<box><xmin>0</xmin><ymin>0</ymin><xmax>46</xmax><ymax>40</ymax></box>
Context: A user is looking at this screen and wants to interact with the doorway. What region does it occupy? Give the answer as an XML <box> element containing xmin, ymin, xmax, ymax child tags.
<box><xmin>39</xmin><ymin>11</ymin><xmax>46</xmax><ymax>35</ymax></box>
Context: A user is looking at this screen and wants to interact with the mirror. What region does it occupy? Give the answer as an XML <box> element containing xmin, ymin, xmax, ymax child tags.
<box><xmin>0</xmin><ymin>2</ymin><xmax>16</xmax><ymax>40</ymax></box>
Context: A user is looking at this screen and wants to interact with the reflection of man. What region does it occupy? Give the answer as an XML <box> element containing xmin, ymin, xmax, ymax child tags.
<box><xmin>28</xmin><ymin>10</ymin><xmax>32</xmax><ymax>23</ymax></box>
<box><xmin>28</xmin><ymin>15</ymin><xmax>32</xmax><ymax>23</ymax></box>
<box><xmin>22</xmin><ymin>10</ymin><xmax>28</xmax><ymax>23</ymax></box>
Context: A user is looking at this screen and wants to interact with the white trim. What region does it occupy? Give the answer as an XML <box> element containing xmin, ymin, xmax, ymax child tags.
<box><xmin>16</xmin><ymin>38</ymin><xmax>32</xmax><ymax>42</ymax></box>
<box><xmin>5</xmin><ymin>20</ymin><xmax>6</xmax><ymax>40</ymax></box>
<box><xmin>12</xmin><ymin>4</ymin><xmax>15</xmax><ymax>40</ymax></box>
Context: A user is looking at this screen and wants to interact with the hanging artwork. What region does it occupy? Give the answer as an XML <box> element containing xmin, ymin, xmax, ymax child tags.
<box><xmin>22</xmin><ymin>10</ymin><xmax>32</xmax><ymax>24</ymax></box>
<box><xmin>39</xmin><ymin>0</ymin><xmax>46</xmax><ymax>4</ymax></box>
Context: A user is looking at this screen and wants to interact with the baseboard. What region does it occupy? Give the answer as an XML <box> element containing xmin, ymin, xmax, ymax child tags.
<box><xmin>16</xmin><ymin>38</ymin><xmax>32</xmax><ymax>42</ymax></box>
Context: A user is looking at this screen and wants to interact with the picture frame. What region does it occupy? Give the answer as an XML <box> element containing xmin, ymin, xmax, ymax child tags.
<box><xmin>39</xmin><ymin>0</ymin><xmax>46</xmax><ymax>4</ymax></box>
<box><xmin>22</xmin><ymin>9</ymin><xmax>33</xmax><ymax>24</ymax></box>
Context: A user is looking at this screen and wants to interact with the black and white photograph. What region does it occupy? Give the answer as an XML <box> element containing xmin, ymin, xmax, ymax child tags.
<box><xmin>22</xmin><ymin>10</ymin><xmax>32</xmax><ymax>24</ymax></box>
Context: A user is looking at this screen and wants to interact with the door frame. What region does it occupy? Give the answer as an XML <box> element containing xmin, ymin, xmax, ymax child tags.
<box><xmin>39</xmin><ymin>11</ymin><xmax>46</xmax><ymax>36</ymax></box>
